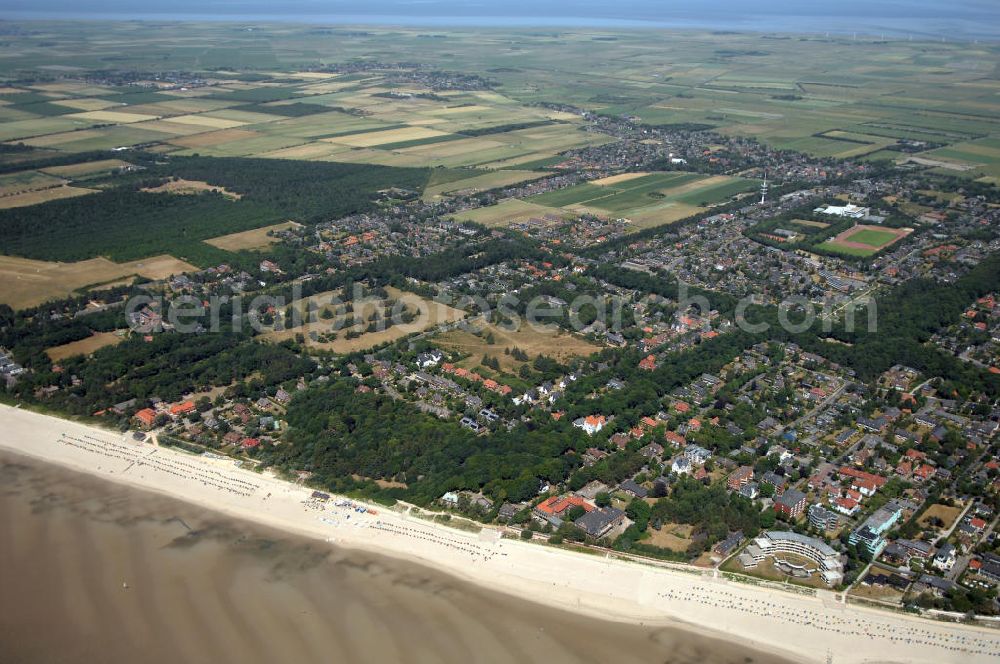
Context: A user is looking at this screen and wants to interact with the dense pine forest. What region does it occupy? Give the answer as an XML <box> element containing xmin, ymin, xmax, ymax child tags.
<box><xmin>0</xmin><ymin>155</ymin><xmax>430</xmax><ymax>266</ymax></box>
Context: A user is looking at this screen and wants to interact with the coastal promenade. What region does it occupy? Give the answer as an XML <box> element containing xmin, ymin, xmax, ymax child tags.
<box><xmin>1</xmin><ymin>403</ymin><xmax>998</xmax><ymax>664</ymax></box>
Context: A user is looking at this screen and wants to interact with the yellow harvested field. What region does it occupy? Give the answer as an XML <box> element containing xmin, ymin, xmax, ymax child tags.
<box><xmin>477</xmin><ymin>153</ymin><xmax>559</xmax><ymax>169</ymax></box>
<box><xmin>398</xmin><ymin>137</ymin><xmax>504</xmax><ymax>158</ymax></box>
<box><xmin>40</xmin><ymin>159</ymin><xmax>129</xmax><ymax>177</ymax></box>
<box><xmin>324</xmin><ymin>126</ymin><xmax>449</xmax><ymax>147</ymax></box>
<box><xmin>132</xmin><ymin>119</ymin><xmax>219</xmax><ymax>136</ymax></box>
<box><xmin>51</xmin><ymin>98</ymin><xmax>121</xmax><ymax>111</ymax></box>
<box><xmin>163</xmin><ymin>114</ymin><xmax>248</xmax><ymax>129</ymax></box>
<box><xmin>0</xmin><ymin>185</ymin><xmax>96</xmax><ymax>209</ymax></box>
<box><xmin>142</xmin><ymin>178</ymin><xmax>241</xmax><ymax>200</ymax></box>
<box><xmin>406</xmin><ymin>117</ymin><xmax>449</xmax><ymax>125</ymax></box>
<box><xmin>664</xmin><ymin>174</ymin><xmax>733</xmax><ymax>196</ymax></box>
<box><xmin>28</xmin><ymin>82</ymin><xmax>92</xmax><ymax>94</ymax></box>
<box><xmin>139</xmin><ymin>99</ymin><xmax>237</xmax><ymax>114</ymax></box>
<box><xmin>21</xmin><ymin>129</ymin><xmax>103</xmax><ymax>148</ymax></box>
<box><xmin>204</xmin><ymin>221</ymin><xmax>301</xmax><ymax>251</ymax></box>
<box><xmin>591</xmin><ymin>172</ymin><xmax>649</xmax><ymax>186</ymax></box>
<box><xmin>436</xmin><ymin>321</ymin><xmax>600</xmax><ymax>372</ymax></box>
<box><xmin>257</xmin><ymin>142</ymin><xmax>352</xmax><ymax>160</ymax></box>
<box><xmin>170</xmin><ymin>129</ymin><xmax>262</xmax><ymax>148</ymax></box>
<box><xmin>431</xmin><ymin>104</ymin><xmax>492</xmax><ymax>115</ymax></box>
<box><xmin>542</xmin><ymin>110</ymin><xmax>582</xmax><ymax>121</ymax></box>
<box><xmin>0</xmin><ymin>254</ymin><xmax>195</xmax><ymax>309</ymax></box>
<box><xmin>622</xmin><ymin>202</ymin><xmax>703</xmax><ymax>229</ymax></box>
<box><xmin>46</xmin><ymin>331</ymin><xmax>126</xmax><ymax>362</ymax></box>
<box><xmin>289</xmin><ymin>71</ymin><xmax>341</xmax><ymax>80</ymax></box>
<box><xmin>292</xmin><ymin>81</ymin><xmax>356</xmax><ymax>94</ymax></box>
<box><xmin>266</xmin><ymin>287</ymin><xmax>467</xmax><ymax>352</ymax></box>
<box><xmin>69</xmin><ymin>110</ymin><xmax>160</xmax><ymax>124</ymax></box>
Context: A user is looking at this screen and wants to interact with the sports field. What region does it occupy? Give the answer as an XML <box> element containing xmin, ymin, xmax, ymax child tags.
<box><xmin>817</xmin><ymin>225</ymin><xmax>912</xmax><ymax>257</ymax></box>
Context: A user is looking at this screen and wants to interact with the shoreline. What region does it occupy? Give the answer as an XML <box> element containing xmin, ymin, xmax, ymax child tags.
<box><xmin>1</xmin><ymin>403</ymin><xmax>997</xmax><ymax>664</ymax></box>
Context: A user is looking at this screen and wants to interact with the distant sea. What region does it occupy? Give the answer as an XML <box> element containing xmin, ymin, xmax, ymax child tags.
<box><xmin>2</xmin><ymin>0</ymin><xmax>1000</xmax><ymax>40</ymax></box>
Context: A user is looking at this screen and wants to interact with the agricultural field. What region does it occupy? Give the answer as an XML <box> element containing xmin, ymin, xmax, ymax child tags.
<box><xmin>422</xmin><ymin>169</ymin><xmax>548</xmax><ymax>199</ymax></box>
<box><xmin>918</xmin><ymin>137</ymin><xmax>1000</xmax><ymax>180</ymax></box>
<box><xmin>449</xmin><ymin>198</ymin><xmax>566</xmax><ymax>227</ymax></box>
<box><xmin>0</xmin><ymin>185</ymin><xmax>97</xmax><ymax>209</ymax></box>
<box><xmin>39</xmin><ymin>158</ymin><xmax>130</xmax><ymax>178</ymax></box>
<box><xmin>816</xmin><ymin>224</ymin><xmax>912</xmax><ymax>257</ymax></box>
<box><xmin>0</xmin><ymin>60</ymin><xmax>613</xmax><ymax>172</ymax></box>
<box><xmin>0</xmin><ymin>23</ymin><xmax>992</xmax><ymax>170</ymax></box>
<box><xmin>0</xmin><ymin>169</ymin><xmax>66</xmax><ymax>196</ymax></box>
<box><xmin>435</xmin><ymin>321</ymin><xmax>600</xmax><ymax>373</ymax></box>
<box><xmin>0</xmin><ymin>254</ymin><xmax>195</xmax><ymax>309</ymax></box>
<box><xmin>524</xmin><ymin>172</ymin><xmax>758</xmax><ymax>229</ymax></box>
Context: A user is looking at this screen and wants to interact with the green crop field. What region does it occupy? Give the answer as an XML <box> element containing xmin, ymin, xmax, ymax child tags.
<box><xmin>526</xmin><ymin>172</ymin><xmax>756</xmax><ymax>222</ymax></box>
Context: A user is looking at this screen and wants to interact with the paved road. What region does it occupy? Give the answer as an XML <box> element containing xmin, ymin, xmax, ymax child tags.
<box><xmin>781</xmin><ymin>381</ymin><xmax>847</xmax><ymax>434</ymax></box>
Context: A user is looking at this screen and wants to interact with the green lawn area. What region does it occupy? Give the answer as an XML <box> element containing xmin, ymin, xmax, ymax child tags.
<box><xmin>816</xmin><ymin>241</ymin><xmax>877</xmax><ymax>257</ymax></box>
<box><xmin>845</xmin><ymin>229</ymin><xmax>899</xmax><ymax>247</ymax></box>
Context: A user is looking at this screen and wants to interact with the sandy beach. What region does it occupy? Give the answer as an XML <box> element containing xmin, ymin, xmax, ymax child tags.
<box><xmin>0</xmin><ymin>451</ymin><xmax>779</xmax><ymax>664</ymax></box>
<box><xmin>1</xmin><ymin>403</ymin><xmax>997</xmax><ymax>664</ymax></box>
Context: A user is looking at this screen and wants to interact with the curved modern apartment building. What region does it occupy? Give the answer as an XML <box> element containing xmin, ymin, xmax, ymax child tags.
<box><xmin>739</xmin><ymin>530</ymin><xmax>845</xmax><ymax>585</ymax></box>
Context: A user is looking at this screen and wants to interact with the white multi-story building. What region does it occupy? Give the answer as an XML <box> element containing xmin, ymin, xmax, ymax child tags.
<box><xmin>739</xmin><ymin>531</ymin><xmax>844</xmax><ymax>585</ymax></box>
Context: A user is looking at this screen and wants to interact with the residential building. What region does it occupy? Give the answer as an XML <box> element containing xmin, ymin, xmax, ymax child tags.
<box><xmin>728</xmin><ymin>466</ymin><xmax>754</xmax><ymax>491</ymax></box>
<box><xmin>575</xmin><ymin>506</ymin><xmax>625</xmax><ymax>538</ymax></box>
<box><xmin>573</xmin><ymin>415</ymin><xmax>607</xmax><ymax>435</ymax></box>
<box><xmin>808</xmin><ymin>504</ymin><xmax>841</xmax><ymax>531</ymax></box>
<box><xmin>849</xmin><ymin>503</ymin><xmax>902</xmax><ymax>557</ymax></box>
<box><xmin>932</xmin><ymin>543</ymin><xmax>957</xmax><ymax>572</ymax></box>
<box><xmin>739</xmin><ymin>531</ymin><xmax>844</xmax><ymax>585</ymax></box>
<box><xmin>774</xmin><ymin>489</ymin><xmax>807</xmax><ymax>519</ymax></box>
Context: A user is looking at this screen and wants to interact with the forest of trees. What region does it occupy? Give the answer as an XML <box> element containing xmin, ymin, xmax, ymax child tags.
<box><xmin>0</xmin><ymin>155</ymin><xmax>430</xmax><ymax>265</ymax></box>
<box><xmin>264</xmin><ymin>379</ymin><xmax>581</xmax><ymax>505</ymax></box>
